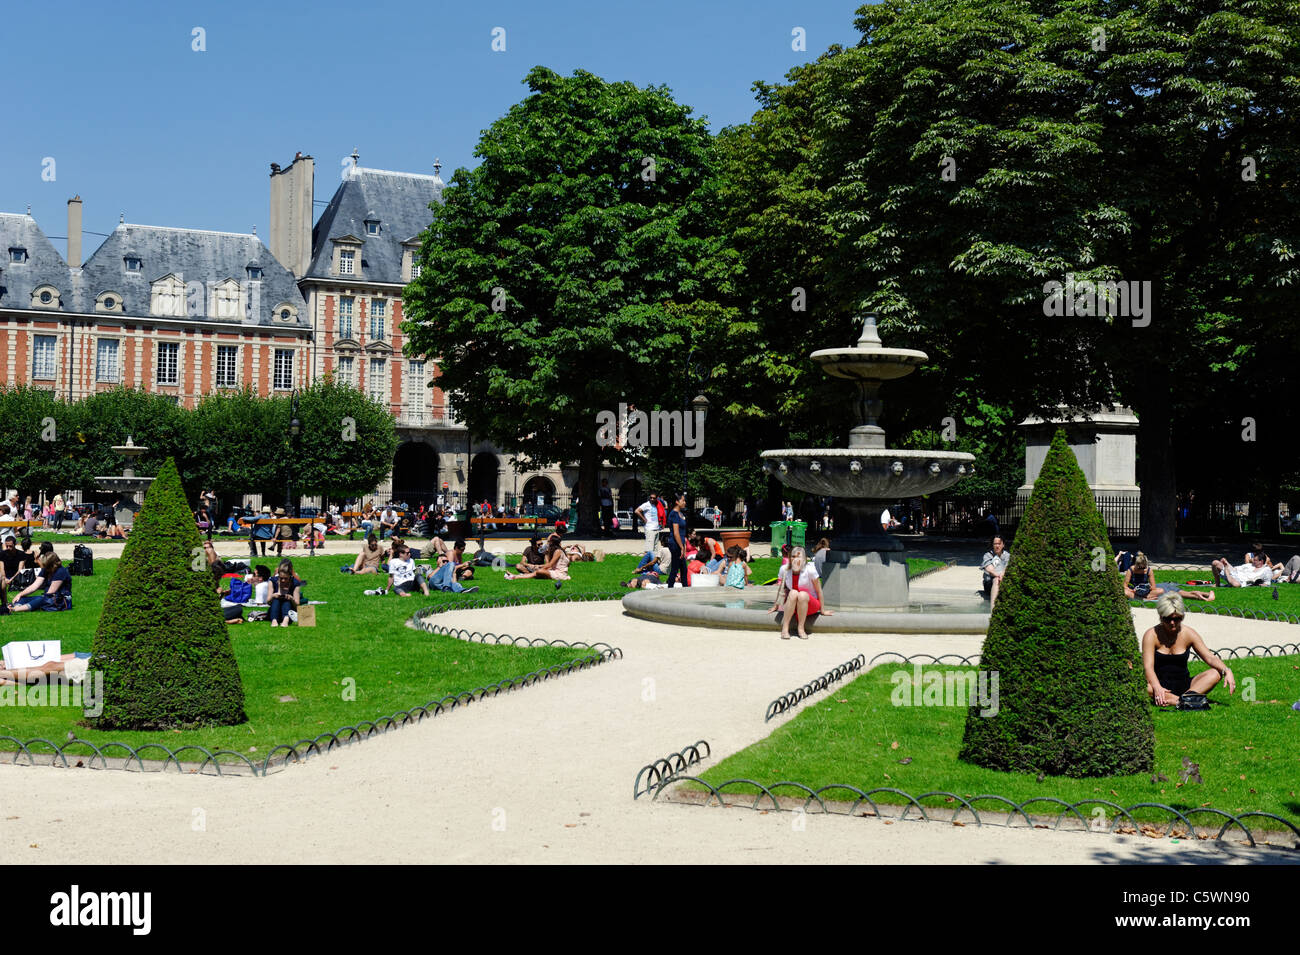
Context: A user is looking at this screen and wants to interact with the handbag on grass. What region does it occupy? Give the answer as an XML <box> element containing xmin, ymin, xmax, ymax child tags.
<box><xmin>1178</xmin><ymin>692</ymin><xmax>1210</xmax><ymax>710</ymax></box>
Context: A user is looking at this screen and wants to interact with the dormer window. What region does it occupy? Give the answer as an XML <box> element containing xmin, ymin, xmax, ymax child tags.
<box><xmin>40</xmin><ymin>291</ymin><xmax>52</xmax><ymax>303</ymax></box>
<box><xmin>247</xmin><ymin>266</ymin><xmax>264</xmax><ymax>280</ymax></box>
<box><xmin>339</xmin><ymin>249</ymin><xmax>355</xmax><ymax>275</ymax></box>
<box><xmin>365</xmin><ymin>220</ymin><xmax>380</xmax><ymax>235</ymax></box>
<box><xmin>96</xmin><ymin>291</ymin><xmax>123</xmax><ymax>313</ymax></box>
<box><xmin>125</xmin><ymin>256</ymin><xmax>142</xmax><ymax>272</ymax></box>
<box><xmin>273</xmin><ymin>303</ymin><xmax>298</xmax><ymax>324</ymax></box>
<box><xmin>32</xmin><ymin>285</ymin><xmax>60</xmax><ymax>308</ymax></box>
<box><xmin>9</xmin><ymin>248</ymin><xmax>27</xmax><ymax>263</ymax></box>
<box><xmin>213</xmin><ymin>279</ymin><xmax>241</xmax><ymax>319</ymax></box>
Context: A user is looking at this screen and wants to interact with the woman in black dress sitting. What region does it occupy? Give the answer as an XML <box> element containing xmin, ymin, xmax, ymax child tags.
<box><xmin>1141</xmin><ymin>593</ymin><xmax>1236</xmax><ymax>706</ymax></box>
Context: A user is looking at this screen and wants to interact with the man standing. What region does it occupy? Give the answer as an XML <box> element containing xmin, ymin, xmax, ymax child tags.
<box><xmin>635</xmin><ymin>492</ymin><xmax>666</xmax><ymax>555</ymax></box>
<box><xmin>598</xmin><ymin>479</ymin><xmax>615</xmax><ymax>538</ymax></box>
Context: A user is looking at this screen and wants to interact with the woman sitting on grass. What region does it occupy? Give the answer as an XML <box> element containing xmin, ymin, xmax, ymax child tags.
<box><xmin>1142</xmin><ymin>593</ymin><xmax>1235</xmax><ymax>706</ymax></box>
<box><xmin>768</xmin><ymin>546</ymin><xmax>831</xmax><ymax>639</ymax></box>
<box><xmin>352</xmin><ymin>534</ymin><xmax>388</xmax><ymax>574</ymax></box>
<box><xmin>10</xmin><ymin>552</ymin><xmax>71</xmax><ymax>612</ymax></box>
<box><xmin>504</xmin><ymin>533</ymin><xmax>570</xmax><ymax>589</ymax></box>
<box><xmin>268</xmin><ymin>559</ymin><xmax>302</xmax><ymax>627</ymax></box>
<box><xmin>1124</xmin><ymin>553</ymin><xmax>1215</xmax><ymax>601</ymax></box>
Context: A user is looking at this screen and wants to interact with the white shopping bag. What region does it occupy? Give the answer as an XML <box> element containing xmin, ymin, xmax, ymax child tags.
<box><xmin>3</xmin><ymin>640</ymin><xmax>61</xmax><ymax>670</ymax></box>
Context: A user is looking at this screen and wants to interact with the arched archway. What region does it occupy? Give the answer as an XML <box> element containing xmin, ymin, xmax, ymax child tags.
<box><xmin>521</xmin><ymin>475</ymin><xmax>556</xmax><ymax>513</ymax></box>
<box><xmin>468</xmin><ymin>453</ymin><xmax>499</xmax><ymax>509</ymax></box>
<box><xmin>617</xmin><ymin>479</ymin><xmax>642</xmax><ymax>510</ymax></box>
<box><xmin>390</xmin><ymin>440</ymin><xmax>439</xmax><ymax>506</ymax></box>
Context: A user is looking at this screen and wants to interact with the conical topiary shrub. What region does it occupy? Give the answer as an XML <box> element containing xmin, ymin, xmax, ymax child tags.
<box><xmin>87</xmin><ymin>457</ymin><xmax>246</xmax><ymax>729</ymax></box>
<box><xmin>958</xmin><ymin>428</ymin><xmax>1153</xmax><ymax>777</ymax></box>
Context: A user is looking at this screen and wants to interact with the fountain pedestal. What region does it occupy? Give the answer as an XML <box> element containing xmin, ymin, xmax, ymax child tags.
<box><xmin>94</xmin><ymin>436</ymin><xmax>155</xmax><ymax>529</ymax></box>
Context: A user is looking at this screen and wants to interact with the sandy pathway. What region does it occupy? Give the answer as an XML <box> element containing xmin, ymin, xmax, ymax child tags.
<box><xmin>2</xmin><ymin>565</ymin><xmax>1296</xmax><ymax>865</ymax></box>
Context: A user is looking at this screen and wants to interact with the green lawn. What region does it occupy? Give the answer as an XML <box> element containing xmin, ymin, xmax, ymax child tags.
<box><xmin>692</xmin><ymin>661</ymin><xmax>1300</xmax><ymax>830</ymax></box>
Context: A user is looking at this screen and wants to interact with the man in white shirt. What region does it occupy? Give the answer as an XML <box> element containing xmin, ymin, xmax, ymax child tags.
<box><xmin>880</xmin><ymin>508</ymin><xmax>894</xmax><ymax>532</ymax></box>
<box><xmin>635</xmin><ymin>493</ymin><xmax>665</xmax><ymax>555</ymax></box>
<box><xmin>1212</xmin><ymin>551</ymin><xmax>1272</xmax><ymax>587</ymax></box>
<box><xmin>387</xmin><ymin>544</ymin><xmax>430</xmax><ymax>596</ymax></box>
<box><xmin>379</xmin><ymin>506</ymin><xmax>399</xmax><ymax>539</ymax></box>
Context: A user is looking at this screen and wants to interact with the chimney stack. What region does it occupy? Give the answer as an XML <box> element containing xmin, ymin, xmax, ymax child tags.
<box><xmin>67</xmin><ymin>195</ymin><xmax>83</xmax><ymax>268</ymax></box>
<box><xmin>269</xmin><ymin>153</ymin><xmax>314</xmax><ymax>278</ymax></box>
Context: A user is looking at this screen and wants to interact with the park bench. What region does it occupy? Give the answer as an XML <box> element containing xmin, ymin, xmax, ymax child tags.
<box><xmin>470</xmin><ymin>515</ymin><xmax>547</xmax><ymax>549</ymax></box>
<box><xmin>239</xmin><ymin>517</ymin><xmax>322</xmax><ymax>555</ymax></box>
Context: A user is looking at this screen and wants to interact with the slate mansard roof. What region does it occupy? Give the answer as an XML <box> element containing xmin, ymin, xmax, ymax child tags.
<box><xmin>306</xmin><ymin>167</ymin><xmax>443</xmax><ymax>284</ymax></box>
<box><xmin>0</xmin><ymin>213</ymin><xmax>78</xmax><ymax>312</ymax></box>
<box><xmin>0</xmin><ymin>214</ymin><xmax>309</xmax><ymax>327</ymax></box>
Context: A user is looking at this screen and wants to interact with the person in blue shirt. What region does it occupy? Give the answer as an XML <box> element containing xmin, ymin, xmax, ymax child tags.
<box><xmin>666</xmin><ymin>492</ymin><xmax>689</xmax><ymax>587</ymax></box>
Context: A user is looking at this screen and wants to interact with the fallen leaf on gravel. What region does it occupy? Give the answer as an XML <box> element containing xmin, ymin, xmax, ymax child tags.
<box><xmin>882</xmin><ymin>820</ymin><xmax>893</xmax><ymax>825</ymax></box>
<box><xmin>1034</xmin><ymin>824</ymin><xmax>1050</xmax><ymax>829</ymax></box>
<box><xmin>29</xmin><ymin>844</ymin><xmax>38</xmax><ymax>848</ymax></box>
<box><xmin>329</xmin><ymin>766</ymin><xmax>338</xmax><ymax>770</ymax></box>
<box><xmin>890</xmin><ymin>741</ymin><xmax>899</xmax><ymax>750</ymax></box>
<box><xmin>579</xmin><ymin>812</ymin><xmax>590</xmax><ymax>817</ymax></box>
<box><xmin>5</xmin><ymin>816</ymin><xmax>17</xmax><ymax>820</ymax></box>
<box><xmin>564</xmin><ymin>824</ymin><xmax>577</xmax><ymax>828</ymax></box>
<box><xmin>952</xmin><ymin>821</ymin><xmax>966</xmax><ymax>827</ymax></box>
<box><xmin>1140</xmin><ymin>826</ymin><xmax>1163</xmax><ymax>839</ymax></box>
<box><xmin>1116</xmin><ymin>825</ymin><xmax>1137</xmax><ymax>835</ymax></box>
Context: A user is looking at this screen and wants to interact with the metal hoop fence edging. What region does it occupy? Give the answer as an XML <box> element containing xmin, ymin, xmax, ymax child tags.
<box><xmin>643</xmin><ymin>775</ymin><xmax>1300</xmax><ymax>849</ymax></box>
<box><xmin>633</xmin><ymin>740</ymin><xmax>712</xmax><ymax>799</ymax></box>
<box><xmin>0</xmin><ymin>594</ymin><xmax>627</xmax><ymax>778</ymax></box>
<box><xmin>411</xmin><ymin>591</ymin><xmax>626</xmax><ymax>658</ymax></box>
<box><xmin>765</xmin><ymin>655</ymin><xmax>867</xmax><ymax>722</ymax></box>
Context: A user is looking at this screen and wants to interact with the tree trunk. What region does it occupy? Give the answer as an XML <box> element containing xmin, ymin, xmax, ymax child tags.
<box><xmin>577</xmin><ymin>440</ymin><xmax>600</xmax><ymax>535</ymax></box>
<box><xmin>1136</xmin><ymin>370</ymin><xmax>1177</xmax><ymax>561</ymax></box>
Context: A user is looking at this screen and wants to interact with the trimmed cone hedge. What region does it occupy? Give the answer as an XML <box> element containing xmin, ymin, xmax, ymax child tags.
<box><xmin>959</xmin><ymin>428</ymin><xmax>1153</xmax><ymax>777</ymax></box>
<box><xmin>87</xmin><ymin>457</ymin><xmax>247</xmax><ymax>729</ymax></box>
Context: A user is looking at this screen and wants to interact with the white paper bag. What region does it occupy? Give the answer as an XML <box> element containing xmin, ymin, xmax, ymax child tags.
<box><xmin>3</xmin><ymin>640</ymin><xmax>61</xmax><ymax>670</ymax></box>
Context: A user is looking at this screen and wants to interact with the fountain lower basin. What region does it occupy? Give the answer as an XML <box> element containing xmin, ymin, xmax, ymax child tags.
<box><xmin>621</xmin><ymin>585</ymin><xmax>989</xmax><ymax>634</ymax></box>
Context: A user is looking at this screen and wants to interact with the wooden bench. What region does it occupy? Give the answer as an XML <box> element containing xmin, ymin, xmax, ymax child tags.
<box><xmin>470</xmin><ymin>515</ymin><xmax>547</xmax><ymax>546</ymax></box>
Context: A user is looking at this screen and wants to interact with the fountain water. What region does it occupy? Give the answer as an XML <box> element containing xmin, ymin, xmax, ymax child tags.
<box><xmin>621</xmin><ymin>315</ymin><xmax>989</xmax><ymax>633</ymax></box>
<box><xmin>94</xmin><ymin>436</ymin><xmax>156</xmax><ymax>528</ymax></box>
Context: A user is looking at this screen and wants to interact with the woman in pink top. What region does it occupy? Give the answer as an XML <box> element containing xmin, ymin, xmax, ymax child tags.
<box><xmin>505</xmin><ymin>533</ymin><xmax>570</xmax><ymax>589</ymax></box>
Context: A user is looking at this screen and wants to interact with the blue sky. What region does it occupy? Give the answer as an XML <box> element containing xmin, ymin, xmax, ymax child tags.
<box><xmin>3</xmin><ymin>0</ymin><xmax>866</xmax><ymax>259</ymax></box>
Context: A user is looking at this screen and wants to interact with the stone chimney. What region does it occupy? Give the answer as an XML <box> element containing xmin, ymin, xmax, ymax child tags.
<box><xmin>269</xmin><ymin>153</ymin><xmax>314</xmax><ymax>278</ymax></box>
<box><xmin>67</xmin><ymin>195</ymin><xmax>83</xmax><ymax>268</ymax></box>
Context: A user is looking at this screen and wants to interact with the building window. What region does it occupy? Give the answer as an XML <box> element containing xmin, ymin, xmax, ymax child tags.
<box><xmin>338</xmin><ymin>296</ymin><xmax>354</xmax><ymax>338</ymax></box>
<box><xmin>9</xmin><ymin>248</ymin><xmax>27</xmax><ymax>263</ymax></box>
<box><xmin>156</xmin><ymin>342</ymin><xmax>179</xmax><ymax>385</ymax></box>
<box><xmin>247</xmin><ymin>266</ymin><xmax>263</xmax><ymax>279</ymax></box>
<box><xmin>40</xmin><ymin>291</ymin><xmax>52</xmax><ymax>303</ymax></box>
<box><xmin>368</xmin><ymin>358</ymin><xmax>385</xmax><ymax>403</ymax></box>
<box><xmin>407</xmin><ymin>360</ymin><xmax>426</xmax><ymax>423</ymax></box>
<box><xmin>339</xmin><ymin>249</ymin><xmax>355</xmax><ymax>275</ymax></box>
<box><xmin>216</xmin><ymin>345</ymin><xmax>238</xmax><ymax>387</ymax></box>
<box><xmin>337</xmin><ymin>356</ymin><xmax>354</xmax><ymax>386</ymax></box>
<box><xmin>32</xmin><ymin>335</ymin><xmax>57</xmax><ymax>379</ymax></box>
<box><xmin>273</xmin><ymin>349</ymin><xmax>293</xmax><ymax>390</ymax></box>
<box><xmin>125</xmin><ymin>256</ymin><xmax>141</xmax><ymax>271</ymax></box>
<box><xmin>214</xmin><ymin>282</ymin><xmax>240</xmax><ymax>319</ymax></box>
<box><xmin>369</xmin><ymin>299</ymin><xmax>386</xmax><ymax>340</ymax></box>
<box><xmin>96</xmin><ymin>339</ymin><xmax>119</xmax><ymax>383</ymax></box>
<box><xmin>411</xmin><ymin>261</ymin><xmax>422</xmax><ymax>279</ymax></box>
<box><xmin>365</xmin><ymin>220</ymin><xmax>379</xmax><ymax>235</ymax></box>
<box><xmin>103</xmin><ymin>296</ymin><xmax>116</xmax><ymax>310</ymax></box>
<box><xmin>151</xmin><ymin>277</ymin><xmax>185</xmax><ymax>317</ymax></box>
<box><xmin>280</xmin><ymin>308</ymin><xmax>291</xmax><ymax>321</ymax></box>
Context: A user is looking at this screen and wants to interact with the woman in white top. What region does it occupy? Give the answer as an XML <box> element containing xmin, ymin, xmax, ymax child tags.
<box><xmin>768</xmin><ymin>546</ymin><xmax>832</xmax><ymax>639</ymax></box>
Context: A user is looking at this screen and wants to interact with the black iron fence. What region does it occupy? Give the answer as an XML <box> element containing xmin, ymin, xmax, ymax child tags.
<box><xmin>927</xmin><ymin>494</ymin><xmax>1142</xmax><ymax>538</ymax></box>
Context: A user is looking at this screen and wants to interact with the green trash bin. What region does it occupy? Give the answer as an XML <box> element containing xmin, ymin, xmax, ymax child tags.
<box><xmin>769</xmin><ymin>521</ymin><xmax>809</xmax><ymax>556</ymax></box>
<box><xmin>769</xmin><ymin>521</ymin><xmax>787</xmax><ymax>557</ymax></box>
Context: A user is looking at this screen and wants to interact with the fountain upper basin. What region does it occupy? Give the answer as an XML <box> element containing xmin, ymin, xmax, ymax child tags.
<box><xmin>761</xmin><ymin>448</ymin><xmax>976</xmax><ymax>498</ymax></box>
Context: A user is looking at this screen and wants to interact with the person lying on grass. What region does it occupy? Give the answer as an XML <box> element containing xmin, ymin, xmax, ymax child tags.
<box><xmin>1211</xmin><ymin>550</ymin><xmax>1272</xmax><ymax>587</ymax></box>
<box><xmin>1142</xmin><ymin>592</ymin><xmax>1236</xmax><ymax>706</ymax></box>
<box><xmin>768</xmin><ymin>546</ymin><xmax>832</xmax><ymax>640</ymax></box>
<box><xmin>387</xmin><ymin>544</ymin><xmax>431</xmax><ymax>597</ymax></box>
<box><xmin>621</xmin><ymin>551</ymin><xmax>664</xmax><ymax>589</ymax></box>
<box><xmin>0</xmin><ymin>652</ymin><xmax>90</xmax><ymax>686</ymax></box>
<box><xmin>428</xmin><ymin>550</ymin><xmax>479</xmax><ymax>594</ymax></box>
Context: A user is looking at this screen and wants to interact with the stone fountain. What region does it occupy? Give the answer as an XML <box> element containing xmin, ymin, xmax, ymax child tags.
<box><xmin>94</xmin><ymin>436</ymin><xmax>156</xmax><ymax>528</ymax></box>
<box><xmin>621</xmin><ymin>315</ymin><xmax>988</xmax><ymax>634</ymax></box>
<box><xmin>760</xmin><ymin>315</ymin><xmax>975</xmax><ymax>609</ymax></box>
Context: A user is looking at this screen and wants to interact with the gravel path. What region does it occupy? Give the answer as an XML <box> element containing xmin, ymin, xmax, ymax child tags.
<box><xmin>3</xmin><ymin>565</ymin><xmax>1296</xmax><ymax>865</ymax></box>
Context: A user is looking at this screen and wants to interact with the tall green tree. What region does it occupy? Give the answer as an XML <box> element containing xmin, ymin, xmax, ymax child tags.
<box><xmin>720</xmin><ymin>0</ymin><xmax>1300</xmax><ymax>557</ymax></box>
<box><xmin>186</xmin><ymin>389</ymin><xmax>286</xmax><ymax>503</ymax></box>
<box><xmin>0</xmin><ymin>385</ymin><xmax>81</xmax><ymax>502</ymax></box>
<box><xmin>294</xmin><ymin>375</ymin><xmax>399</xmax><ymax>502</ymax></box>
<box><xmin>402</xmin><ymin>66</ymin><xmax>736</xmax><ymax>530</ymax></box>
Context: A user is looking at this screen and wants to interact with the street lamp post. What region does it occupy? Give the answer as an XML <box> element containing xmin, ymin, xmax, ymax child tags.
<box><xmin>682</xmin><ymin>393</ymin><xmax>710</xmax><ymax>515</ymax></box>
